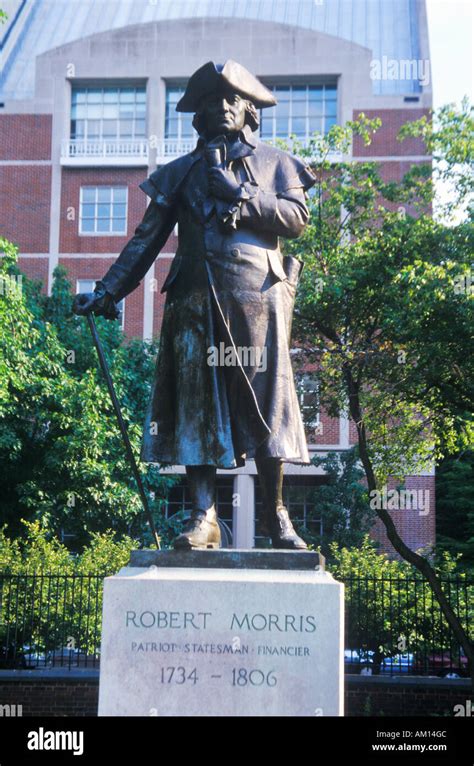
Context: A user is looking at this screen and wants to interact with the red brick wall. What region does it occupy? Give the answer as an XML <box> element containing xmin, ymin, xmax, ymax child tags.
<box><xmin>342</xmin><ymin>416</ymin><xmax>436</xmax><ymax>556</ymax></box>
<box><xmin>370</xmin><ymin>475</ymin><xmax>436</xmax><ymax>555</ymax></box>
<box><xmin>0</xmin><ymin>674</ymin><xmax>467</xmax><ymax>717</ymax></box>
<box><xmin>59</xmin><ymin>168</ymin><xmax>147</xmax><ymax>253</ymax></box>
<box><xmin>0</xmin><ymin>678</ymin><xmax>98</xmax><ymax>716</ymax></box>
<box><xmin>0</xmin><ymin>115</ymin><xmax>52</xmax><ymax>160</ymax></box>
<box><xmin>17</xmin><ymin>257</ymin><xmax>49</xmax><ymax>291</ymax></box>
<box><xmin>166</xmin><ymin>232</ymin><xmax>178</xmax><ymax>252</ymax></box>
<box><xmin>349</xmin><ymin>419</ymin><xmax>358</xmax><ymax>445</ymax></box>
<box><xmin>377</xmin><ymin>159</ymin><xmax>432</xmax><ymax>217</ymax></box>
<box><xmin>0</xmin><ymin>166</ymin><xmax>51</xmax><ymax>251</ymax></box>
<box><xmin>378</xmin><ymin>159</ymin><xmax>429</xmax><ymax>181</ymax></box>
<box><xmin>307</xmin><ymin>409</ymin><xmax>340</xmax><ymax>445</ymax></box>
<box><xmin>352</xmin><ymin>109</ymin><xmax>430</xmax><ymax>156</ymax></box>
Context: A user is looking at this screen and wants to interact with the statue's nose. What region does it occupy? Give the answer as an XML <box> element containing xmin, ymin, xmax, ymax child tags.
<box><xmin>216</xmin><ymin>97</ymin><xmax>231</xmax><ymax>112</ymax></box>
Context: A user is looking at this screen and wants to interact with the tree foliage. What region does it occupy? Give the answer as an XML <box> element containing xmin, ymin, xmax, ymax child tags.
<box><xmin>330</xmin><ymin>537</ymin><xmax>472</xmax><ymax>673</ymax></box>
<box><xmin>284</xmin><ymin>103</ymin><xmax>473</xmax><ymax>678</ymax></box>
<box><xmin>302</xmin><ymin>448</ymin><xmax>375</xmax><ymax>555</ymax></box>
<box><xmin>288</xmin><ymin>109</ymin><xmax>473</xmax><ymax>482</ymax></box>
<box><xmin>0</xmin><ymin>522</ymin><xmax>134</xmax><ymax>661</ymax></box>
<box><xmin>436</xmin><ymin>450</ymin><xmax>474</xmax><ymax>568</ymax></box>
<box><xmin>0</xmin><ymin>241</ymin><xmax>176</xmax><ymax>549</ymax></box>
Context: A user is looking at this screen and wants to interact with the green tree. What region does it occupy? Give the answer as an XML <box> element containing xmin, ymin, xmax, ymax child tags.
<box><xmin>0</xmin><ymin>240</ymin><xmax>177</xmax><ymax>548</ymax></box>
<box><xmin>0</xmin><ymin>523</ymin><xmax>135</xmax><ymax>661</ymax></box>
<box><xmin>330</xmin><ymin>537</ymin><xmax>472</xmax><ymax>675</ymax></box>
<box><xmin>398</xmin><ymin>97</ymin><xmax>473</xmax><ymax>223</ymax></box>
<box><xmin>437</xmin><ymin>450</ymin><xmax>474</xmax><ymax>568</ymax></box>
<box><xmin>303</xmin><ymin>448</ymin><xmax>375</xmax><ymax>555</ymax></box>
<box><xmin>286</xmin><ymin>103</ymin><xmax>474</xmax><ymax>681</ymax></box>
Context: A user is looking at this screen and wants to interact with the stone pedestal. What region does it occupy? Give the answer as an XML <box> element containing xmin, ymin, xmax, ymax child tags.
<box><xmin>98</xmin><ymin>550</ymin><xmax>344</xmax><ymax>716</ymax></box>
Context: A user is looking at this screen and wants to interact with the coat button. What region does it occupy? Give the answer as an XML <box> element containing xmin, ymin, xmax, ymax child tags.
<box><xmin>231</xmin><ymin>247</ymin><xmax>240</xmax><ymax>257</ymax></box>
<box><xmin>206</xmin><ymin>250</ymin><xmax>214</xmax><ymax>258</ymax></box>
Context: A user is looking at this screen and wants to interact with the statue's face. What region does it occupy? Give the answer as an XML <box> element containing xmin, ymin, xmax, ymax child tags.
<box><xmin>200</xmin><ymin>88</ymin><xmax>248</xmax><ymax>138</ymax></box>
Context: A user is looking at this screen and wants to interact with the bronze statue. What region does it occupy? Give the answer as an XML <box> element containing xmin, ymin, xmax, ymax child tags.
<box><xmin>73</xmin><ymin>60</ymin><xmax>316</xmax><ymax>551</ymax></box>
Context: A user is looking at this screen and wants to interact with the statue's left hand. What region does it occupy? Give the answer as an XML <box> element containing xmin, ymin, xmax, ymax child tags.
<box><xmin>208</xmin><ymin>167</ymin><xmax>243</xmax><ymax>203</ymax></box>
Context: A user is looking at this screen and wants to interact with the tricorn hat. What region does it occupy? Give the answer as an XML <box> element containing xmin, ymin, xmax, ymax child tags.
<box><xmin>176</xmin><ymin>60</ymin><xmax>277</xmax><ymax>112</ymax></box>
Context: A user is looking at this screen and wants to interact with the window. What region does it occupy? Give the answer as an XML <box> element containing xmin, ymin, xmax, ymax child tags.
<box><xmin>165</xmin><ymin>86</ymin><xmax>195</xmax><ymax>140</ymax></box>
<box><xmin>79</xmin><ymin>186</ymin><xmax>128</xmax><ymax>235</ymax></box>
<box><xmin>297</xmin><ymin>375</ymin><xmax>320</xmax><ymax>429</ymax></box>
<box><xmin>260</xmin><ymin>84</ymin><xmax>337</xmax><ymax>142</ymax></box>
<box><xmin>76</xmin><ymin>279</ymin><xmax>124</xmax><ymax>329</ymax></box>
<box><xmin>71</xmin><ymin>86</ymin><xmax>146</xmax><ymax>141</ymax></box>
<box><xmin>163</xmin><ymin>83</ymin><xmax>336</xmax><ymax>151</ymax></box>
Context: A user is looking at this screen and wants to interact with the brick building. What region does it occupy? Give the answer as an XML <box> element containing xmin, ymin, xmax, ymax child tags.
<box><xmin>0</xmin><ymin>0</ymin><xmax>434</xmax><ymax>553</ymax></box>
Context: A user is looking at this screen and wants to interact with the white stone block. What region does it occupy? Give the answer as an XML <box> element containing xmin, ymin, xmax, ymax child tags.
<box><xmin>98</xmin><ymin>565</ymin><xmax>344</xmax><ymax>716</ymax></box>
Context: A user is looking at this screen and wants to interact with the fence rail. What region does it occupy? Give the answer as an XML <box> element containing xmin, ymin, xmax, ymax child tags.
<box><xmin>61</xmin><ymin>139</ymin><xmax>149</xmax><ymax>159</ymax></box>
<box><xmin>0</xmin><ymin>573</ymin><xmax>104</xmax><ymax>670</ymax></box>
<box><xmin>0</xmin><ymin>572</ymin><xmax>472</xmax><ymax>677</ymax></box>
<box><xmin>342</xmin><ymin>575</ymin><xmax>472</xmax><ymax>678</ymax></box>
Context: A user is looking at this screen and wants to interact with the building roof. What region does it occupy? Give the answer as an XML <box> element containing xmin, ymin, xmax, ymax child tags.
<box><xmin>1</xmin><ymin>0</ymin><xmax>426</xmax><ymax>101</ymax></box>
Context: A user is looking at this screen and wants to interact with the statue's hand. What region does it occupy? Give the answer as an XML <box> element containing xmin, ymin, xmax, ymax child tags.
<box><xmin>208</xmin><ymin>167</ymin><xmax>243</xmax><ymax>203</ymax></box>
<box><xmin>72</xmin><ymin>288</ymin><xmax>120</xmax><ymax>321</ymax></box>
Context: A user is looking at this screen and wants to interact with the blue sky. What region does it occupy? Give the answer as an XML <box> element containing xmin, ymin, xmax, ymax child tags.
<box><xmin>427</xmin><ymin>0</ymin><xmax>473</xmax><ymax>108</ymax></box>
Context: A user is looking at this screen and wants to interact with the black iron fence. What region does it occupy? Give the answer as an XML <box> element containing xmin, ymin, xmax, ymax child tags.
<box><xmin>343</xmin><ymin>575</ymin><xmax>472</xmax><ymax>677</ymax></box>
<box><xmin>0</xmin><ymin>571</ymin><xmax>472</xmax><ymax>677</ymax></box>
<box><xmin>0</xmin><ymin>573</ymin><xmax>104</xmax><ymax>670</ymax></box>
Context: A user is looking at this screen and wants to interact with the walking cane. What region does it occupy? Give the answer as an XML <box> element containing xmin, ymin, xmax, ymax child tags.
<box><xmin>86</xmin><ymin>312</ymin><xmax>161</xmax><ymax>550</ymax></box>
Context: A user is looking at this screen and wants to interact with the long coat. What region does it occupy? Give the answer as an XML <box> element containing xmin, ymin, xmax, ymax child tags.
<box><xmin>99</xmin><ymin>126</ymin><xmax>316</xmax><ymax>469</ymax></box>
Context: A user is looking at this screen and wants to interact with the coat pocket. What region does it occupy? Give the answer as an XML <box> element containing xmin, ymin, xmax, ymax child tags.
<box><xmin>266</xmin><ymin>249</ymin><xmax>287</xmax><ymax>281</ymax></box>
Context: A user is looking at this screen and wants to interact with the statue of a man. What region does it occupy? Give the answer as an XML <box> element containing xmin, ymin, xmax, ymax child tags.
<box><xmin>73</xmin><ymin>60</ymin><xmax>316</xmax><ymax>551</ymax></box>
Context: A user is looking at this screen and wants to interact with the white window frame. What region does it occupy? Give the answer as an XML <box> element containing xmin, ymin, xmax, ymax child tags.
<box><xmin>260</xmin><ymin>83</ymin><xmax>338</xmax><ymax>143</ymax></box>
<box><xmin>79</xmin><ymin>186</ymin><xmax>128</xmax><ymax>236</ymax></box>
<box><xmin>297</xmin><ymin>375</ymin><xmax>321</xmax><ymax>429</ymax></box>
<box><xmin>164</xmin><ymin>85</ymin><xmax>197</xmax><ymax>141</ymax></box>
<box><xmin>70</xmin><ymin>85</ymin><xmax>147</xmax><ymax>142</ymax></box>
